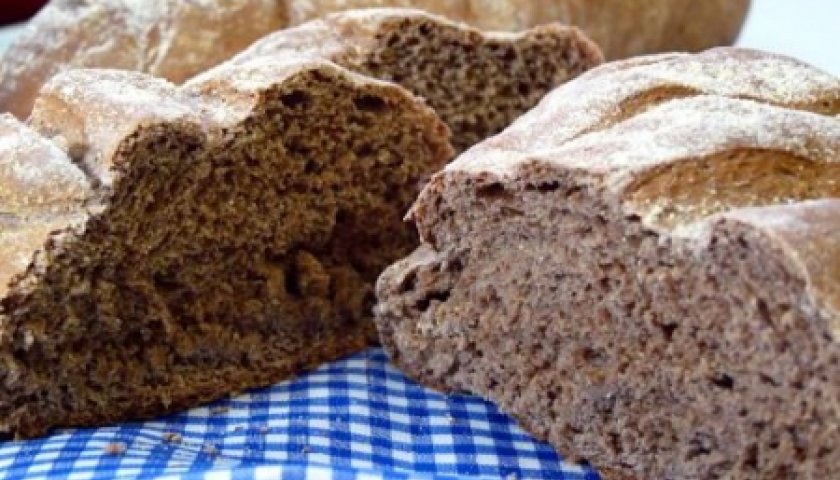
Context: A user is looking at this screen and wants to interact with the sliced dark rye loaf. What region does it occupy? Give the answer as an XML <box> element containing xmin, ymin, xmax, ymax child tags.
<box><xmin>0</xmin><ymin>55</ymin><xmax>452</xmax><ymax>439</ymax></box>
<box><xmin>375</xmin><ymin>48</ymin><xmax>840</xmax><ymax>479</ymax></box>
<box><xmin>195</xmin><ymin>8</ymin><xmax>602</xmax><ymax>152</ymax></box>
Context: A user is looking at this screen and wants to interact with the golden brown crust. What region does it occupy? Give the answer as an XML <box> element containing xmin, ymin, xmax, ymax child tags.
<box><xmin>0</xmin><ymin>0</ymin><xmax>749</xmax><ymax>119</ymax></box>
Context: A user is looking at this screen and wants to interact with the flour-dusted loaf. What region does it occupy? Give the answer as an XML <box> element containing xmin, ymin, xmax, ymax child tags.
<box><xmin>0</xmin><ymin>0</ymin><xmax>288</xmax><ymax>119</ymax></box>
<box><xmin>0</xmin><ymin>0</ymin><xmax>749</xmax><ymax>120</ymax></box>
<box><xmin>286</xmin><ymin>0</ymin><xmax>751</xmax><ymax>61</ymax></box>
<box><xmin>211</xmin><ymin>8</ymin><xmax>601</xmax><ymax>152</ymax></box>
<box><xmin>375</xmin><ymin>49</ymin><xmax>840</xmax><ymax>479</ymax></box>
<box><xmin>0</xmin><ymin>50</ymin><xmax>452</xmax><ymax>438</ymax></box>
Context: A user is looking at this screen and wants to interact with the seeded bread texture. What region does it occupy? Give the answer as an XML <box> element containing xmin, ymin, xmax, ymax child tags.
<box><xmin>0</xmin><ymin>53</ymin><xmax>451</xmax><ymax>439</ymax></box>
<box><xmin>0</xmin><ymin>0</ymin><xmax>749</xmax><ymax>120</ymax></box>
<box><xmin>212</xmin><ymin>8</ymin><xmax>602</xmax><ymax>152</ymax></box>
<box><xmin>375</xmin><ymin>48</ymin><xmax>840</xmax><ymax>479</ymax></box>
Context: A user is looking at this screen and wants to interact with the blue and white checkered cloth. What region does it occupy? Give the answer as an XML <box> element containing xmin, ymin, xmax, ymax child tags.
<box><xmin>0</xmin><ymin>349</ymin><xmax>601</xmax><ymax>480</ymax></box>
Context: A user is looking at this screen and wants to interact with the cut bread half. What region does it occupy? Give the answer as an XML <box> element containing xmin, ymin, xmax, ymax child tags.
<box><xmin>375</xmin><ymin>48</ymin><xmax>840</xmax><ymax>479</ymax></box>
<box><xmin>0</xmin><ymin>55</ymin><xmax>451</xmax><ymax>439</ymax></box>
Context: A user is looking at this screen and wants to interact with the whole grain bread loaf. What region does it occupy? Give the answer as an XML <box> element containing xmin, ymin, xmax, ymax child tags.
<box><xmin>209</xmin><ymin>8</ymin><xmax>602</xmax><ymax>152</ymax></box>
<box><xmin>0</xmin><ymin>50</ymin><xmax>452</xmax><ymax>438</ymax></box>
<box><xmin>0</xmin><ymin>0</ymin><xmax>749</xmax><ymax>119</ymax></box>
<box><xmin>375</xmin><ymin>48</ymin><xmax>840</xmax><ymax>479</ymax></box>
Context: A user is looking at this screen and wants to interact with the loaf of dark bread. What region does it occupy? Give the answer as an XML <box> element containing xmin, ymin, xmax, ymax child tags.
<box><xmin>0</xmin><ymin>7</ymin><xmax>603</xmax><ymax>440</ymax></box>
<box><xmin>375</xmin><ymin>48</ymin><xmax>840</xmax><ymax>479</ymax></box>
<box><xmin>0</xmin><ymin>0</ymin><xmax>747</xmax><ymax>119</ymax></box>
<box><xmin>0</xmin><ymin>52</ymin><xmax>452</xmax><ymax>439</ymax></box>
<box><xmin>211</xmin><ymin>8</ymin><xmax>602</xmax><ymax>152</ymax></box>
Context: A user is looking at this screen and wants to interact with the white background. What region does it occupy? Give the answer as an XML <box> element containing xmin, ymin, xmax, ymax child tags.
<box><xmin>0</xmin><ymin>0</ymin><xmax>838</xmax><ymax>74</ymax></box>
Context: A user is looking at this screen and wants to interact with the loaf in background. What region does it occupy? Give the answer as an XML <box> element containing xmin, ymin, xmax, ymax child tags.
<box><xmin>0</xmin><ymin>0</ymin><xmax>750</xmax><ymax>119</ymax></box>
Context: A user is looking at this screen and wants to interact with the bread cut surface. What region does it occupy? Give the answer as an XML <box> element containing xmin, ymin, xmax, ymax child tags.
<box><xmin>0</xmin><ymin>53</ymin><xmax>451</xmax><ymax>439</ymax></box>
<box><xmin>206</xmin><ymin>8</ymin><xmax>602</xmax><ymax>152</ymax></box>
<box><xmin>0</xmin><ymin>0</ymin><xmax>748</xmax><ymax>119</ymax></box>
<box><xmin>375</xmin><ymin>48</ymin><xmax>840</xmax><ymax>479</ymax></box>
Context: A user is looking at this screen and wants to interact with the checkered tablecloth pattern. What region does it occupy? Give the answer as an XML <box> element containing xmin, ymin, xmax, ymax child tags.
<box><xmin>0</xmin><ymin>349</ymin><xmax>600</xmax><ymax>480</ymax></box>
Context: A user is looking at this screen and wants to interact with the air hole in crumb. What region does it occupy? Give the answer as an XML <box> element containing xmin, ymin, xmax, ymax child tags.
<box><xmin>686</xmin><ymin>445</ymin><xmax>712</xmax><ymax>461</ymax></box>
<box><xmin>447</xmin><ymin>257</ymin><xmax>464</xmax><ymax>273</ymax></box>
<box><xmin>280</xmin><ymin>90</ymin><xmax>310</xmax><ymax>109</ymax></box>
<box><xmin>744</xmin><ymin>444</ymin><xmax>758</xmax><ymax>470</ymax></box>
<box><xmin>756</xmin><ymin>299</ymin><xmax>772</xmax><ymax>328</ymax></box>
<box><xmin>153</xmin><ymin>273</ymin><xmax>180</xmax><ymax>293</ymax></box>
<box><xmin>354</xmin><ymin>95</ymin><xmax>387</xmax><ymax>113</ymax></box>
<box><xmin>304</xmin><ymin>159</ymin><xmax>318</xmax><ymax>174</ymax></box>
<box><xmin>710</xmin><ymin>373</ymin><xmax>734</xmax><ymax>390</ymax></box>
<box><xmin>309</xmin><ymin>70</ymin><xmax>329</xmax><ymax>83</ymax></box>
<box><xmin>759</xmin><ymin>374</ymin><xmax>779</xmax><ymax>387</ymax></box>
<box><xmin>476</xmin><ymin>182</ymin><xmax>511</xmax><ymax>200</ymax></box>
<box><xmin>580</xmin><ymin>347</ymin><xmax>601</xmax><ymax>362</ymax></box>
<box><xmin>565</xmin><ymin>186</ymin><xmax>583</xmax><ymax>198</ymax></box>
<box><xmin>399</xmin><ymin>271</ymin><xmax>418</xmax><ymax>293</ymax></box>
<box><xmin>502</xmin><ymin>47</ymin><xmax>517</xmax><ymax>62</ymax></box>
<box><xmin>414</xmin><ymin>290</ymin><xmax>451</xmax><ymax>311</ymax></box>
<box><xmin>285</xmin><ymin>266</ymin><xmax>301</xmax><ymax>297</ymax></box>
<box><xmin>658</xmin><ymin>322</ymin><xmax>678</xmax><ymax>341</ymax></box>
<box><xmin>527</xmin><ymin>181</ymin><xmax>560</xmax><ymax>193</ymax></box>
<box><xmin>355</xmin><ymin>143</ymin><xmax>374</xmax><ymax>157</ymax></box>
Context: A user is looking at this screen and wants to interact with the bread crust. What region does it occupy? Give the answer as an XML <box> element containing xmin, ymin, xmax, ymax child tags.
<box><xmin>0</xmin><ymin>0</ymin><xmax>749</xmax><ymax>119</ymax></box>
